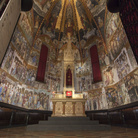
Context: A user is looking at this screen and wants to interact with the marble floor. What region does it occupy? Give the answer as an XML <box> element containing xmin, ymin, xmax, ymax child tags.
<box><xmin>0</xmin><ymin>126</ymin><xmax>138</xmax><ymax>138</ymax></box>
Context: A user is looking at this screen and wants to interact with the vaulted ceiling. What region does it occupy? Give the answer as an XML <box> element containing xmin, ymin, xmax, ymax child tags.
<box><xmin>32</xmin><ymin>0</ymin><xmax>107</xmax><ymax>46</ymax></box>
<box><xmin>19</xmin><ymin>0</ymin><xmax>112</xmax><ymax>64</ymax></box>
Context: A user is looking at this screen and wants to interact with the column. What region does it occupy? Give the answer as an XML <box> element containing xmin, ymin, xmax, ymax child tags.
<box><xmin>52</xmin><ymin>102</ymin><xmax>56</xmax><ymax>116</ymax></box>
<box><xmin>64</xmin><ymin>67</ymin><xmax>66</xmax><ymax>88</ymax></box>
<box><xmin>62</xmin><ymin>102</ymin><xmax>66</xmax><ymax>115</ymax></box>
<box><xmin>60</xmin><ymin>61</ymin><xmax>64</xmax><ymax>92</ymax></box>
<box><xmin>72</xmin><ymin>69</ymin><xmax>74</xmax><ymax>89</ymax></box>
<box><xmin>72</xmin><ymin>102</ymin><xmax>76</xmax><ymax>116</ymax></box>
<box><xmin>63</xmin><ymin>67</ymin><xmax>66</xmax><ymax>97</ymax></box>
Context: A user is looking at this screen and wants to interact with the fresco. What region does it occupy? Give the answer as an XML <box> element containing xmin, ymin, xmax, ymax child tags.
<box><xmin>76</xmin><ymin>0</ymin><xmax>99</xmax><ymax>40</ymax></box>
<box><xmin>33</xmin><ymin>10</ymin><xmax>43</xmax><ymax>36</ymax></box>
<box><xmin>0</xmin><ymin>0</ymin><xmax>138</xmax><ymax>112</ymax></box>
<box><xmin>103</xmin><ymin>66</ymin><xmax>119</xmax><ymax>87</ymax></box>
<box><xmin>9</xmin><ymin>53</ymin><xmax>25</xmax><ymax>80</ymax></box>
<box><xmin>105</xmin><ymin>10</ymin><xmax>112</xmax><ymax>29</ymax></box>
<box><xmin>115</xmin><ymin>48</ymin><xmax>132</xmax><ymax>80</ymax></box>
<box><xmin>19</xmin><ymin>13</ymin><xmax>33</xmax><ymax>45</ymax></box>
<box><xmin>96</xmin><ymin>39</ymin><xmax>109</xmax><ymax>69</ymax></box>
<box><xmin>64</xmin><ymin>4</ymin><xmax>75</xmax><ymax>36</ymax></box>
<box><xmin>94</xmin><ymin>9</ymin><xmax>105</xmax><ymax>37</ymax></box>
<box><xmin>116</xmin><ymin>81</ymin><xmax>131</xmax><ymax>105</ymax></box>
<box><xmin>78</xmin><ymin>77</ymin><xmax>91</xmax><ymax>92</ymax></box>
<box><xmin>85</xmin><ymin>88</ymin><xmax>108</xmax><ymax>111</ymax></box>
<box><xmin>84</xmin><ymin>0</ymin><xmax>106</xmax><ymax>17</ymax></box>
<box><xmin>33</xmin><ymin>0</ymin><xmax>53</xmax><ymax>17</ymax></box>
<box><xmin>0</xmin><ymin>73</ymin><xmax>51</xmax><ymax>110</ymax></box>
<box><xmin>83</xmin><ymin>68</ymin><xmax>138</xmax><ymax>110</ymax></box>
<box><xmin>1</xmin><ymin>45</ymin><xmax>15</xmax><ymax>73</ymax></box>
<box><xmin>45</xmin><ymin>57</ymin><xmax>62</xmax><ymax>92</ymax></box>
<box><xmin>123</xmin><ymin>70</ymin><xmax>138</xmax><ymax>103</ymax></box>
<box><xmin>80</xmin><ymin>40</ymin><xmax>88</xmax><ymax>60</ymax></box>
<box><xmin>0</xmin><ymin>69</ymin><xmax>52</xmax><ymax>110</ymax></box>
<box><xmin>105</xmin><ymin>86</ymin><xmax>120</xmax><ymax>108</ymax></box>
<box><xmin>1</xmin><ymin>46</ymin><xmax>37</xmax><ymax>87</ymax></box>
<box><xmin>103</xmin><ymin>67</ymin><xmax>114</xmax><ymax>86</ymax></box>
<box><xmin>26</xmin><ymin>9</ymin><xmax>34</xmax><ymax>28</ymax></box>
<box><xmin>107</xmin><ymin>24</ymin><xmax>129</xmax><ymax>61</ymax></box>
<box><xmin>25</xmin><ymin>68</ymin><xmax>36</xmax><ymax>87</ymax></box>
<box><xmin>28</xmin><ymin>50</ymin><xmax>40</xmax><ymax>67</ymax></box>
<box><xmin>1</xmin><ymin>48</ymin><xmax>25</xmax><ymax>80</ymax></box>
<box><xmin>12</xmin><ymin>27</ymin><xmax>31</xmax><ymax>61</ymax></box>
<box><xmin>106</xmin><ymin>13</ymin><xmax>120</xmax><ymax>45</ymax></box>
<box><xmin>106</xmin><ymin>69</ymin><xmax>138</xmax><ymax>108</ymax></box>
<box><xmin>41</xmin><ymin>0</ymin><xmax>61</xmax><ymax>39</ymax></box>
<box><xmin>75</xmin><ymin>58</ymin><xmax>92</xmax><ymax>92</ymax></box>
<box><xmin>34</xmin><ymin>38</ymin><xmax>42</xmax><ymax>51</ymax></box>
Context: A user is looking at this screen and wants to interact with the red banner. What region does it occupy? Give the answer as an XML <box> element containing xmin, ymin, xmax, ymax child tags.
<box><xmin>36</xmin><ymin>45</ymin><xmax>48</xmax><ymax>82</ymax></box>
<box><xmin>90</xmin><ymin>45</ymin><xmax>102</xmax><ymax>83</ymax></box>
<box><xmin>119</xmin><ymin>0</ymin><xmax>138</xmax><ymax>63</ymax></box>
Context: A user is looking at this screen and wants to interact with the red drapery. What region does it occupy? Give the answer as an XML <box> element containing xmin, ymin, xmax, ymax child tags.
<box><xmin>90</xmin><ymin>45</ymin><xmax>102</xmax><ymax>83</ymax></box>
<box><xmin>119</xmin><ymin>0</ymin><xmax>138</xmax><ymax>63</ymax></box>
<box><xmin>36</xmin><ymin>45</ymin><xmax>48</xmax><ymax>82</ymax></box>
<box><xmin>66</xmin><ymin>68</ymin><xmax>72</xmax><ymax>87</ymax></box>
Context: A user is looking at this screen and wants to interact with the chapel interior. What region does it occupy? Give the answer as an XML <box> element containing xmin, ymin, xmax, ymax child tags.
<box><xmin>0</xmin><ymin>0</ymin><xmax>138</xmax><ymax>137</ymax></box>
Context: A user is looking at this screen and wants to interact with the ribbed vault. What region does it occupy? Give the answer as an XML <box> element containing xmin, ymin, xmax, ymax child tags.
<box><xmin>32</xmin><ymin>0</ymin><xmax>107</xmax><ymax>63</ymax></box>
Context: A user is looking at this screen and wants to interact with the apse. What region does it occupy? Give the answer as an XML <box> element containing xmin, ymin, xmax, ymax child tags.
<box><xmin>0</xmin><ymin>0</ymin><xmax>137</xmax><ymax>112</ymax></box>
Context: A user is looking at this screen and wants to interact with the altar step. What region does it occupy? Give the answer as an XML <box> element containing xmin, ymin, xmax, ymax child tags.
<box><xmin>27</xmin><ymin>124</ymin><xmax>111</xmax><ymax>131</ymax></box>
<box><xmin>40</xmin><ymin>117</ymin><xmax>98</xmax><ymax>125</ymax></box>
<box><xmin>48</xmin><ymin>117</ymin><xmax>90</xmax><ymax>121</ymax></box>
<box><xmin>27</xmin><ymin>117</ymin><xmax>111</xmax><ymax>131</ymax></box>
<box><xmin>39</xmin><ymin>120</ymin><xmax>99</xmax><ymax>125</ymax></box>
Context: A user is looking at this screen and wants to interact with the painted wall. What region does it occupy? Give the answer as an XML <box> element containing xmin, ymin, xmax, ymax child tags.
<box><xmin>0</xmin><ymin>1</ymin><xmax>137</xmax><ymax>111</ymax></box>
<box><xmin>0</xmin><ymin>11</ymin><xmax>53</xmax><ymax>110</ymax></box>
<box><xmin>84</xmin><ymin>12</ymin><xmax>138</xmax><ymax>111</ymax></box>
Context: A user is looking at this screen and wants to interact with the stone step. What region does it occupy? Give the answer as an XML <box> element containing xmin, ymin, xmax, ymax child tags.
<box><xmin>27</xmin><ymin>124</ymin><xmax>111</xmax><ymax>131</ymax></box>
<box><xmin>48</xmin><ymin>117</ymin><xmax>90</xmax><ymax>121</ymax></box>
<box><xmin>39</xmin><ymin>120</ymin><xmax>99</xmax><ymax>125</ymax></box>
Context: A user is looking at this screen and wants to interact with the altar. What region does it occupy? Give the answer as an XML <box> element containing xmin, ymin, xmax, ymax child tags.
<box><xmin>52</xmin><ymin>92</ymin><xmax>86</xmax><ymax>117</ymax></box>
<box><xmin>51</xmin><ymin>33</ymin><xmax>87</xmax><ymax>117</ymax></box>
